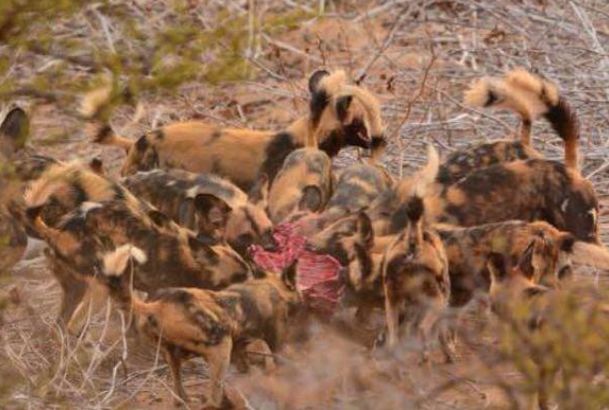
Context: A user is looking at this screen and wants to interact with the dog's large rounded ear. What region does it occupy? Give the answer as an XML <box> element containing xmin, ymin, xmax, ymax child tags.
<box><xmin>0</xmin><ymin>106</ymin><xmax>29</xmax><ymax>154</ymax></box>
<box><xmin>559</xmin><ymin>233</ymin><xmax>576</xmax><ymax>253</ymax></box>
<box><xmin>356</xmin><ymin>211</ymin><xmax>373</xmax><ymax>247</ymax></box>
<box><xmin>249</xmin><ymin>173</ymin><xmax>270</xmax><ymax>205</ymax></box>
<box><xmin>308</xmin><ymin>69</ymin><xmax>330</xmax><ymax>94</ymax></box>
<box><xmin>281</xmin><ymin>261</ymin><xmax>298</xmax><ymax>291</ymax></box>
<box><xmin>178</xmin><ymin>198</ymin><xmax>197</xmax><ymax>229</ymax></box>
<box><xmin>335</xmin><ymin>95</ymin><xmax>353</xmax><ymax>122</ymax></box>
<box><xmin>487</xmin><ymin>252</ymin><xmax>509</xmax><ymax>289</ymax></box>
<box><xmin>147</xmin><ymin>209</ymin><xmax>172</xmax><ymax>228</ymax></box>
<box><xmin>194</xmin><ymin>193</ymin><xmax>232</xmax><ymax>228</ymax></box>
<box><xmin>517</xmin><ymin>238</ymin><xmax>540</xmax><ymax>279</ymax></box>
<box><xmin>299</xmin><ymin>185</ymin><xmax>323</xmax><ymax>212</ymax></box>
<box><xmin>89</xmin><ymin>157</ymin><xmax>105</xmax><ymax>175</ymax></box>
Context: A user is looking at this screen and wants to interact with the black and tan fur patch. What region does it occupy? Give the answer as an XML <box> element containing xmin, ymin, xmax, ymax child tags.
<box><xmin>123</xmin><ymin>168</ymin><xmax>275</xmax><ymax>255</ymax></box>
<box><xmin>267</xmin><ymin>147</ymin><xmax>333</xmax><ymax>224</ymax></box>
<box><xmin>373</xmin><ymin>152</ymin><xmax>598</xmax><ymax>244</ymax></box>
<box><xmin>99</xmin><ymin>244</ymin><xmax>301</xmax><ymax>406</ymax></box>
<box><xmin>428</xmin><ymin>159</ymin><xmax>599</xmax><ymax>243</ymax></box>
<box><xmin>381</xmin><ymin>196</ymin><xmax>450</xmax><ymax>352</ymax></box>
<box><xmin>436</xmin><ymin>220</ymin><xmax>573</xmax><ymax>307</ymax></box>
<box><xmin>292</xmin><ymin>161</ymin><xmax>393</xmax><ymax>236</ymax></box>
<box><xmin>85</xmin><ymin>69</ymin><xmax>385</xmax><ymax>190</ymax></box>
<box><xmin>437</xmin><ymin>140</ymin><xmax>540</xmax><ymax>185</ymax></box>
<box><xmin>32</xmin><ymin>200</ymin><xmax>252</xmax><ymax>293</ymax></box>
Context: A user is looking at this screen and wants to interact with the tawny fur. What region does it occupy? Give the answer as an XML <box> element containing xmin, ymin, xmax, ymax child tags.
<box><xmin>81</xmin><ymin>69</ymin><xmax>386</xmax><ymax>189</ymax></box>
<box><xmin>267</xmin><ymin>147</ymin><xmax>333</xmax><ymax>224</ymax></box>
<box><xmin>464</xmin><ymin>68</ymin><xmax>579</xmax><ymax>169</ymax></box>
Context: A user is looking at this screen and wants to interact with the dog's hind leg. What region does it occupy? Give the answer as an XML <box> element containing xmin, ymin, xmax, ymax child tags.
<box><xmin>203</xmin><ymin>337</ymin><xmax>233</xmax><ymax>408</ymax></box>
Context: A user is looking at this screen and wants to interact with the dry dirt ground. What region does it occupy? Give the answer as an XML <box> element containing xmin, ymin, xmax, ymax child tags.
<box><xmin>2</xmin><ymin>1</ymin><xmax>609</xmax><ymax>409</ymax></box>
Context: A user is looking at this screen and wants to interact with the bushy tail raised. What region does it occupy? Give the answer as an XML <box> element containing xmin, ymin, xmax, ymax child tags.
<box><xmin>465</xmin><ymin>68</ymin><xmax>579</xmax><ymax>169</ymax></box>
<box><xmin>80</xmin><ymin>82</ymin><xmax>134</xmax><ymax>151</ymax></box>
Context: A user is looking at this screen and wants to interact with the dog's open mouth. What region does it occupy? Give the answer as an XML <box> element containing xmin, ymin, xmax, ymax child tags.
<box><xmin>249</xmin><ymin>222</ymin><xmax>345</xmax><ymax>315</ymax></box>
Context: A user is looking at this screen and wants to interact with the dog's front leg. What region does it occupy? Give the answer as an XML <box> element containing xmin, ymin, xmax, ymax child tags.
<box><xmin>163</xmin><ymin>349</ymin><xmax>187</xmax><ymax>407</ymax></box>
<box><xmin>384</xmin><ymin>286</ymin><xmax>400</xmax><ymax>348</ymax></box>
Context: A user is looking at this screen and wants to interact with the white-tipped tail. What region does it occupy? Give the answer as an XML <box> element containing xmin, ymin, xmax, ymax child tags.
<box><xmin>319</xmin><ymin>69</ymin><xmax>348</xmax><ymax>96</ymax></box>
<box><xmin>464</xmin><ymin>68</ymin><xmax>558</xmax><ymax>121</ymax></box>
<box><xmin>103</xmin><ymin>244</ymin><xmax>147</xmax><ymax>277</ymax></box>
<box><xmin>415</xmin><ymin>144</ymin><xmax>440</xmax><ymax>196</ymax></box>
<box><xmin>79</xmin><ymin>77</ymin><xmax>113</xmax><ymax>119</ymax></box>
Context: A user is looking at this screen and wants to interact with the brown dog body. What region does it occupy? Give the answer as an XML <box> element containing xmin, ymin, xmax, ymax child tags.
<box><xmin>86</xmin><ymin>70</ymin><xmax>385</xmax><ymax>189</ymax></box>
<box><xmin>24</xmin><ymin>164</ymin><xmax>253</xmax><ymax>327</ymax></box>
<box><xmin>381</xmin><ymin>196</ymin><xmax>451</xmax><ymax>359</ymax></box>
<box><xmin>375</xmin><ymin>69</ymin><xmax>592</xmax><ymax>242</ymax></box>
<box><xmin>438</xmin><ymin>140</ymin><xmax>540</xmax><ymax>186</ymax></box>
<box><xmin>123</xmin><ymin>168</ymin><xmax>275</xmax><ymax>255</ymax></box>
<box><xmin>307</xmin><ymin>212</ymin><xmax>384</xmax><ymax>310</ymax></box>
<box><xmin>374</xmin><ymin>148</ymin><xmax>598</xmax><ymax>244</ymax></box>
<box><xmin>327</xmin><ymin>162</ymin><xmax>393</xmax><ymax>216</ymax></box>
<box><xmin>428</xmin><ymin>159</ymin><xmax>598</xmax><ymax>243</ymax></box>
<box><xmin>437</xmin><ymin>220</ymin><xmax>574</xmax><ymax>307</ymax></box>
<box><xmin>294</xmin><ymin>161</ymin><xmax>394</xmax><ymax>236</ymax></box>
<box><xmin>100</xmin><ymin>244</ymin><xmax>300</xmax><ymax>407</ymax></box>
<box><xmin>29</xmin><ymin>200</ymin><xmax>251</xmax><ymax>293</ymax></box>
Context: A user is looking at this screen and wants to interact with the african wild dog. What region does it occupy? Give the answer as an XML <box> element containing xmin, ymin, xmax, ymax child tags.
<box><xmin>374</xmin><ymin>124</ymin><xmax>598</xmax><ymax>243</ymax></box>
<box><xmin>485</xmin><ymin>250</ymin><xmax>557</xmax><ymax>410</ymax></box>
<box><xmin>0</xmin><ymin>107</ymin><xmax>57</xmax><ymax>272</ymax></box>
<box><xmin>23</xmin><ymin>161</ymin><xmax>165</xmax><ymax>231</ymax></box>
<box><xmin>438</xmin><ymin>68</ymin><xmax>578</xmax><ymax>185</ymax></box>
<box><xmin>437</xmin><ymin>220</ymin><xmax>584</xmax><ymax>307</ymax></box>
<box><xmin>324</xmin><ymin>161</ymin><xmax>393</xmax><ymax>219</ymax></box>
<box><xmin>373</xmin><ymin>70</ymin><xmax>589</xmax><ymax>238</ymax></box>
<box><xmin>98</xmin><ymin>244</ymin><xmax>301</xmax><ymax>408</ymax></box>
<box><xmin>83</xmin><ymin>69</ymin><xmax>386</xmax><ymax>189</ymax></box>
<box><xmin>425</xmin><ymin>158</ymin><xmax>599</xmax><ymax>243</ymax></box>
<box><xmin>367</xmin><ymin>144</ymin><xmax>439</xmax><ymax>236</ymax></box>
<box><xmin>24</xmin><ymin>164</ymin><xmax>253</xmax><ymax>327</ymax></box>
<box><xmin>306</xmin><ymin>211</ymin><xmax>385</xmax><ymax>318</ymax></box>
<box><xmin>20</xmin><ymin>161</ymin><xmax>186</xmax><ymax>324</ymax></box>
<box><xmin>122</xmin><ymin>168</ymin><xmax>276</xmax><ymax>256</ymax></box>
<box><xmin>380</xmin><ymin>195</ymin><xmax>452</xmax><ymax>361</ymax></box>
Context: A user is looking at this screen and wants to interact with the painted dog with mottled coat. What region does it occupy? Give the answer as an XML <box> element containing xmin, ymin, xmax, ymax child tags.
<box><xmin>83</xmin><ymin>70</ymin><xmax>386</xmax><ymax>190</ymax></box>
<box><xmin>123</xmin><ymin>168</ymin><xmax>276</xmax><ymax>256</ymax></box>
<box><xmin>98</xmin><ymin>244</ymin><xmax>301</xmax><ymax>408</ymax></box>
